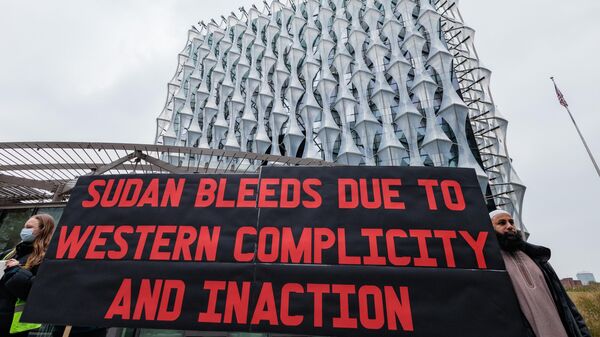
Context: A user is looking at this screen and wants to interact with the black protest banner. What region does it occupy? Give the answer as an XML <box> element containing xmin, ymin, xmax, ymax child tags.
<box><xmin>23</xmin><ymin>167</ymin><xmax>528</xmax><ymax>337</ymax></box>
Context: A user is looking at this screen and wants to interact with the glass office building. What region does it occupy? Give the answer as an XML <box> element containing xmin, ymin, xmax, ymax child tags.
<box><xmin>155</xmin><ymin>0</ymin><xmax>526</xmax><ymax>228</ymax></box>
<box><xmin>576</xmin><ymin>272</ymin><xmax>597</xmax><ymax>286</ymax></box>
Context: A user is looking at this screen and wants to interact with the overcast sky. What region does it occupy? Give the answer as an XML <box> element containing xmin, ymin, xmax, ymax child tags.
<box><xmin>1</xmin><ymin>0</ymin><xmax>599</xmax><ymax>279</ymax></box>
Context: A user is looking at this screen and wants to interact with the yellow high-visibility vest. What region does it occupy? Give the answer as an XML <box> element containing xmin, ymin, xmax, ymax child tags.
<box><xmin>10</xmin><ymin>299</ymin><xmax>41</xmax><ymax>334</ymax></box>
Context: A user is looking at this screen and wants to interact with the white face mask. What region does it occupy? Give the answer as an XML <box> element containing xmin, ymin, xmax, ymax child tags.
<box><xmin>20</xmin><ymin>228</ymin><xmax>36</xmax><ymax>242</ymax></box>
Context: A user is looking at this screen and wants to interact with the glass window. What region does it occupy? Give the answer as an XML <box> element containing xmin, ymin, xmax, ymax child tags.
<box><xmin>0</xmin><ymin>208</ymin><xmax>34</xmax><ymax>254</ymax></box>
<box><xmin>138</xmin><ymin>330</ymin><xmax>184</xmax><ymax>337</ymax></box>
<box><xmin>35</xmin><ymin>207</ymin><xmax>65</xmax><ymax>223</ymax></box>
<box><xmin>0</xmin><ymin>206</ymin><xmax>64</xmax><ymax>255</ymax></box>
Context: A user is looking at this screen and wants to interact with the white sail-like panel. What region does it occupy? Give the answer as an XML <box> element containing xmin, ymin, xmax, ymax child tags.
<box><xmin>155</xmin><ymin>0</ymin><xmax>526</xmax><ymax>230</ymax></box>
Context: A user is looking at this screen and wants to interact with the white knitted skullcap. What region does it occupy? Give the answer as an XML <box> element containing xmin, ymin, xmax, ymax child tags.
<box><xmin>489</xmin><ymin>209</ymin><xmax>511</xmax><ymax>220</ymax></box>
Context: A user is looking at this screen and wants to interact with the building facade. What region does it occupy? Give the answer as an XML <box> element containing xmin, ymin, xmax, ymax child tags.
<box><xmin>560</xmin><ymin>278</ymin><xmax>583</xmax><ymax>289</ymax></box>
<box><xmin>154</xmin><ymin>0</ymin><xmax>526</xmax><ymax>228</ymax></box>
<box><xmin>576</xmin><ymin>272</ymin><xmax>597</xmax><ymax>286</ymax></box>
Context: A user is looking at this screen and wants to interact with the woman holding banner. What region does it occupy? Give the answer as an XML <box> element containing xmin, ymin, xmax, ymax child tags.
<box><xmin>0</xmin><ymin>213</ymin><xmax>55</xmax><ymax>336</ymax></box>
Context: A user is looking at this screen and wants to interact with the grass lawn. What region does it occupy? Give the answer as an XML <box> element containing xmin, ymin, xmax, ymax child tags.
<box><xmin>568</xmin><ymin>284</ymin><xmax>600</xmax><ymax>336</ymax></box>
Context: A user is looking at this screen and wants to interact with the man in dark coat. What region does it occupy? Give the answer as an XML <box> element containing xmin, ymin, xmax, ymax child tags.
<box><xmin>490</xmin><ymin>209</ymin><xmax>590</xmax><ymax>337</ymax></box>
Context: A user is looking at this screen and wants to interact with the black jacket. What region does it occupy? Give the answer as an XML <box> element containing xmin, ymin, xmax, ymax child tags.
<box><xmin>0</xmin><ymin>241</ymin><xmax>37</xmax><ymax>333</ymax></box>
<box><xmin>521</xmin><ymin>242</ymin><xmax>591</xmax><ymax>337</ymax></box>
<box><xmin>0</xmin><ymin>242</ymin><xmax>37</xmax><ymax>312</ymax></box>
<box><xmin>0</xmin><ymin>243</ymin><xmax>107</xmax><ymax>336</ymax></box>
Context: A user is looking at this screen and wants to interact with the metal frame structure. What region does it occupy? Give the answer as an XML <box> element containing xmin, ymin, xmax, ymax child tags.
<box><xmin>0</xmin><ymin>142</ymin><xmax>334</xmax><ymax>205</ymax></box>
<box><xmin>155</xmin><ymin>0</ymin><xmax>527</xmax><ymax>230</ymax></box>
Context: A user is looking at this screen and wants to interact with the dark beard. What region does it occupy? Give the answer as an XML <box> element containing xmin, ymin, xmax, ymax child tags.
<box><xmin>496</xmin><ymin>232</ymin><xmax>525</xmax><ymax>252</ymax></box>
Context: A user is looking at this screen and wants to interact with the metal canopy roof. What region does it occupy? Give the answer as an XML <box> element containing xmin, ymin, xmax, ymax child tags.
<box><xmin>0</xmin><ymin>142</ymin><xmax>334</xmax><ymax>205</ymax></box>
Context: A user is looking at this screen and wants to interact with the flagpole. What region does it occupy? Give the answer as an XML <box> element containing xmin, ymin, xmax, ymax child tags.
<box><xmin>550</xmin><ymin>77</ymin><xmax>600</xmax><ymax>178</ymax></box>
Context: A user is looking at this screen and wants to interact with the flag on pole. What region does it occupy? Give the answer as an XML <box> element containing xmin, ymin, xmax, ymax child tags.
<box><xmin>551</xmin><ymin>77</ymin><xmax>569</xmax><ymax>108</ymax></box>
<box><xmin>550</xmin><ymin>77</ymin><xmax>600</xmax><ymax>178</ymax></box>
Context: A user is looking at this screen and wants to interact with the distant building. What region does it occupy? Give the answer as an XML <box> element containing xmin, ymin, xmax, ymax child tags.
<box><xmin>561</xmin><ymin>278</ymin><xmax>583</xmax><ymax>289</ymax></box>
<box><xmin>576</xmin><ymin>272</ymin><xmax>596</xmax><ymax>286</ymax></box>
